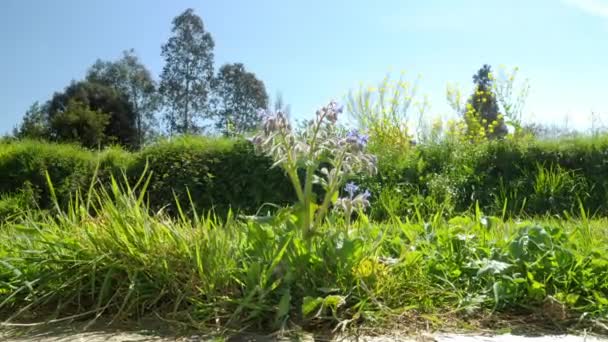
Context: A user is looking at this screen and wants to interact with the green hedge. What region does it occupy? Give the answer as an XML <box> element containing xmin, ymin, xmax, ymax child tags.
<box><xmin>2</xmin><ymin>135</ymin><xmax>608</xmax><ymax>220</ymax></box>
<box><xmin>0</xmin><ymin>140</ymin><xmax>97</xmax><ymax>208</ymax></box>
<box><xmin>0</xmin><ymin>137</ymin><xmax>294</xmax><ymax>218</ymax></box>
<box><xmin>128</xmin><ymin>136</ymin><xmax>294</xmax><ymax>216</ymax></box>
<box><xmin>361</xmin><ymin>135</ymin><xmax>608</xmax><ymax>219</ymax></box>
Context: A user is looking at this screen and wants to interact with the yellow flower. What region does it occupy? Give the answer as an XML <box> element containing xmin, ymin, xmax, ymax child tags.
<box><xmin>353</xmin><ymin>258</ymin><xmax>387</xmax><ymax>279</ymax></box>
<box><xmin>353</xmin><ymin>259</ymin><xmax>373</xmax><ymax>278</ymax></box>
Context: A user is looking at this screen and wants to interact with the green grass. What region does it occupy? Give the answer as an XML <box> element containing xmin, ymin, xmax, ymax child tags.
<box><xmin>2</xmin><ymin>174</ymin><xmax>608</xmax><ymax>335</ymax></box>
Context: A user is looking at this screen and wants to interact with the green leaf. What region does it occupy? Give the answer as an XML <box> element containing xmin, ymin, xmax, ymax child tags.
<box><xmin>323</xmin><ymin>295</ymin><xmax>346</xmax><ymax>315</ymax></box>
<box><xmin>566</xmin><ymin>293</ymin><xmax>580</xmax><ymax>306</ymax></box>
<box><xmin>331</xmin><ymin>191</ymin><xmax>339</xmax><ymax>203</ymax></box>
<box><xmin>302</xmin><ymin>296</ymin><xmax>323</xmax><ymax>317</ymax></box>
<box><xmin>276</xmin><ymin>290</ymin><xmax>291</xmax><ymax>320</ymax></box>
<box><xmin>477</xmin><ymin>259</ymin><xmax>511</xmax><ymax>276</ymax></box>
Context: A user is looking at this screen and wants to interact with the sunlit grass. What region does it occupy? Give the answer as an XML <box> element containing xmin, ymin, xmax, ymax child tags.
<box><xmin>2</xmin><ymin>173</ymin><xmax>608</xmax><ymax>334</ymax></box>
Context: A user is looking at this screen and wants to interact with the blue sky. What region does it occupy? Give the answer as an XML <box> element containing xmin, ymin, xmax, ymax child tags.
<box><xmin>1</xmin><ymin>0</ymin><xmax>608</xmax><ymax>135</ymax></box>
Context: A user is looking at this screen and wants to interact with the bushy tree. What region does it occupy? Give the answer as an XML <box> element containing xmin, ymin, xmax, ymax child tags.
<box><xmin>159</xmin><ymin>8</ymin><xmax>215</xmax><ymax>135</ymax></box>
<box><xmin>48</xmin><ymin>80</ymin><xmax>137</xmax><ymax>148</ymax></box>
<box><xmin>87</xmin><ymin>49</ymin><xmax>159</xmax><ymax>148</ymax></box>
<box><xmin>212</xmin><ymin>63</ymin><xmax>268</xmax><ymax>135</ymax></box>
<box><xmin>49</xmin><ymin>99</ymin><xmax>110</xmax><ymax>148</ymax></box>
<box><xmin>13</xmin><ymin>102</ymin><xmax>49</xmax><ymax>139</ymax></box>
<box><xmin>465</xmin><ymin>64</ymin><xmax>508</xmax><ymax>139</ymax></box>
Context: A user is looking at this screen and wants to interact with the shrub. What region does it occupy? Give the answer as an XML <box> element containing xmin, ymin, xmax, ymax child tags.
<box><xmin>370</xmin><ymin>135</ymin><xmax>608</xmax><ymax>218</ymax></box>
<box><xmin>128</xmin><ymin>135</ymin><xmax>294</xmax><ymax>216</ymax></box>
<box><xmin>3</xmin><ymin>133</ymin><xmax>608</xmax><ymax>219</ymax></box>
<box><xmin>0</xmin><ymin>140</ymin><xmax>95</xmax><ymax>209</ymax></box>
<box><xmin>0</xmin><ymin>182</ymin><xmax>39</xmax><ymax>224</ymax></box>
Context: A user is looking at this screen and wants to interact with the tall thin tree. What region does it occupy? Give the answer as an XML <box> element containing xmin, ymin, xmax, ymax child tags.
<box><xmin>159</xmin><ymin>8</ymin><xmax>215</xmax><ymax>135</ymax></box>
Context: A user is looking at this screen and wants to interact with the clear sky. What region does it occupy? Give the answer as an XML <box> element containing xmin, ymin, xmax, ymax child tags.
<box><xmin>1</xmin><ymin>0</ymin><xmax>608</xmax><ymax>135</ymax></box>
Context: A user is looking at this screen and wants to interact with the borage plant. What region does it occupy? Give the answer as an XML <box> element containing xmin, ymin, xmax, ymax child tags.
<box><xmin>251</xmin><ymin>101</ymin><xmax>377</xmax><ymax>239</ymax></box>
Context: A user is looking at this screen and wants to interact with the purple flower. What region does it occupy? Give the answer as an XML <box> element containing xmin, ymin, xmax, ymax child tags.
<box><xmin>359</xmin><ymin>134</ymin><xmax>369</xmax><ymax>146</ymax></box>
<box><xmin>361</xmin><ymin>189</ymin><xmax>371</xmax><ymax>200</ymax></box>
<box><xmin>333</xmin><ymin>102</ymin><xmax>344</xmax><ymax>114</ymax></box>
<box><xmin>345</xmin><ymin>182</ymin><xmax>359</xmax><ymax>198</ymax></box>
<box><xmin>347</xmin><ymin>130</ymin><xmax>369</xmax><ymax>148</ymax></box>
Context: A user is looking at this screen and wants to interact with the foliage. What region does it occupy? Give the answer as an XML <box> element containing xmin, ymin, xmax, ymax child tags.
<box><xmin>467</xmin><ymin>64</ymin><xmax>508</xmax><ymax>139</ymax></box>
<box><xmin>443</xmin><ymin>65</ymin><xmax>530</xmax><ymax>144</ymax></box>
<box><xmin>159</xmin><ymin>8</ymin><xmax>215</xmax><ymax>135</ymax></box>
<box><xmin>492</xmin><ymin>65</ymin><xmax>530</xmax><ymax>131</ymax></box>
<box><xmin>251</xmin><ymin>101</ymin><xmax>377</xmax><ymax>238</ymax></box>
<box><xmin>0</xmin><ymin>182</ymin><xmax>38</xmax><ymax>224</ymax></box>
<box><xmin>129</xmin><ymin>135</ymin><xmax>294</xmax><ymax>217</ymax></box>
<box><xmin>13</xmin><ymin>102</ymin><xmax>49</xmax><ymax>140</ymax></box>
<box><xmin>87</xmin><ymin>49</ymin><xmax>160</xmax><ymax>148</ymax></box>
<box><xmin>50</xmin><ymin>100</ymin><xmax>111</xmax><ymax>148</ymax></box>
<box><xmin>347</xmin><ymin>72</ymin><xmax>426</xmax><ymax>161</ymax></box>
<box><xmin>2</xmin><ymin>176</ymin><xmax>608</xmax><ymax>333</ymax></box>
<box><xmin>5</xmin><ymin>130</ymin><xmax>608</xmax><ymax>221</ymax></box>
<box><xmin>0</xmin><ymin>139</ymin><xmax>96</xmax><ymax>210</ymax></box>
<box><xmin>212</xmin><ymin>63</ymin><xmax>269</xmax><ymax>136</ymax></box>
<box><xmin>48</xmin><ymin>80</ymin><xmax>138</xmax><ymax>148</ymax></box>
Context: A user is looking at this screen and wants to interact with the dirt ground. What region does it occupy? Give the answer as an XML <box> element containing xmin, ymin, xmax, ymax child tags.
<box><xmin>2</xmin><ymin>327</ymin><xmax>608</xmax><ymax>342</ymax></box>
<box><xmin>2</xmin><ymin>320</ymin><xmax>608</xmax><ymax>342</ymax></box>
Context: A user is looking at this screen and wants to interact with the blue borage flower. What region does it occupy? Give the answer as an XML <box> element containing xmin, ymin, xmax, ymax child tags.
<box><xmin>345</xmin><ymin>182</ymin><xmax>359</xmax><ymax>198</ymax></box>
<box><xmin>346</xmin><ymin>130</ymin><xmax>369</xmax><ymax>149</ymax></box>
<box><xmin>251</xmin><ymin>100</ymin><xmax>377</xmax><ymax>236</ymax></box>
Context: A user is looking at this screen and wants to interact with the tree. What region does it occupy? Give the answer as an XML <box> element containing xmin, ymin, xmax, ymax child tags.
<box><xmin>50</xmin><ymin>99</ymin><xmax>110</xmax><ymax>148</ymax></box>
<box><xmin>159</xmin><ymin>8</ymin><xmax>215</xmax><ymax>135</ymax></box>
<box><xmin>269</xmin><ymin>91</ymin><xmax>291</xmax><ymax>119</ymax></box>
<box><xmin>87</xmin><ymin>49</ymin><xmax>159</xmax><ymax>148</ymax></box>
<box><xmin>212</xmin><ymin>63</ymin><xmax>268</xmax><ymax>135</ymax></box>
<box><xmin>465</xmin><ymin>64</ymin><xmax>508</xmax><ymax>139</ymax></box>
<box><xmin>48</xmin><ymin>81</ymin><xmax>137</xmax><ymax>148</ymax></box>
<box><xmin>14</xmin><ymin>102</ymin><xmax>49</xmax><ymax>139</ymax></box>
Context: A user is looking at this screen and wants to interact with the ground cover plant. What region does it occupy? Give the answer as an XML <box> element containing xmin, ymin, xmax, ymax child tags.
<box><xmin>3</xmin><ymin>99</ymin><xmax>608</xmax><ymax>339</ymax></box>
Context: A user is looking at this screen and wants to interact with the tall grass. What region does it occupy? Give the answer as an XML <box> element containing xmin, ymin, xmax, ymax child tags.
<box><xmin>2</xmin><ymin>173</ymin><xmax>608</xmax><ymax>334</ymax></box>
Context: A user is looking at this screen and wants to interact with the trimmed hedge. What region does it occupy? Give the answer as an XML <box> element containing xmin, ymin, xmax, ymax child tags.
<box><xmin>128</xmin><ymin>136</ymin><xmax>294</xmax><ymax>216</ymax></box>
<box><xmin>0</xmin><ymin>137</ymin><xmax>294</xmax><ymax>217</ymax></box>
<box><xmin>2</xmin><ymin>135</ymin><xmax>608</xmax><ymax>220</ymax></box>
<box><xmin>0</xmin><ymin>140</ymin><xmax>97</xmax><ymax>208</ymax></box>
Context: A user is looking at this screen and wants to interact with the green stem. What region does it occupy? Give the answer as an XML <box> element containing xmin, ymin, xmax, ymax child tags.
<box><xmin>303</xmin><ymin>164</ymin><xmax>315</xmax><ymax>237</ymax></box>
<box><xmin>345</xmin><ymin>205</ymin><xmax>352</xmax><ymax>236</ymax></box>
<box><xmin>302</xmin><ymin>115</ymin><xmax>325</xmax><ymax>238</ymax></box>
<box><xmin>314</xmin><ymin>149</ymin><xmax>347</xmax><ymax>228</ymax></box>
<box><xmin>286</xmin><ymin>166</ymin><xmax>304</xmax><ymax>203</ymax></box>
<box><xmin>278</xmin><ymin>133</ymin><xmax>304</xmax><ymax>203</ymax></box>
